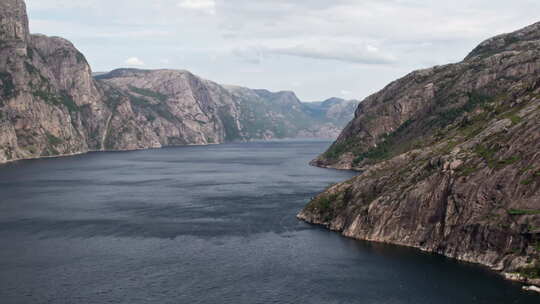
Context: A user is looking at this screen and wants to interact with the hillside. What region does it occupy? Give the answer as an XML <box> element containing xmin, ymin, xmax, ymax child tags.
<box><xmin>0</xmin><ymin>0</ymin><xmax>355</xmax><ymax>164</ymax></box>
<box><xmin>300</xmin><ymin>22</ymin><xmax>540</xmax><ymax>287</ymax></box>
<box><xmin>0</xmin><ymin>0</ymin><xmax>111</xmax><ymax>162</ymax></box>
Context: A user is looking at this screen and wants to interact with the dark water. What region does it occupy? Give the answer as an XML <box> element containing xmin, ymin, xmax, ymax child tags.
<box><xmin>0</xmin><ymin>141</ymin><xmax>539</xmax><ymax>304</ymax></box>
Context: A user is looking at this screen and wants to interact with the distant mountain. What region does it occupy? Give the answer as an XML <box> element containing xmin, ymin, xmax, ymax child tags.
<box><xmin>225</xmin><ymin>85</ymin><xmax>358</xmax><ymax>139</ymax></box>
<box><xmin>96</xmin><ymin>68</ymin><xmax>358</xmax><ymax>141</ymax></box>
<box><xmin>0</xmin><ymin>0</ymin><xmax>357</xmax><ymax>164</ymax></box>
<box><xmin>303</xmin><ymin>97</ymin><xmax>359</xmax><ymax>128</ymax></box>
<box><xmin>91</xmin><ymin>71</ymin><xmax>109</xmax><ymax>77</ymax></box>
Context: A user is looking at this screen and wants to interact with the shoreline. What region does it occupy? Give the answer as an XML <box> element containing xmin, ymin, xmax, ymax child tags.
<box><xmin>303</xmin><ymin>160</ymin><xmax>540</xmax><ymax>292</ymax></box>
<box><xmin>297</xmin><ymin>207</ymin><xmax>540</xmax><ymax>293</ymax></box>
<box><xmin>0</xmin><ymin>138</ymin><xmax>337</xmax><ymax>166</ymax></box>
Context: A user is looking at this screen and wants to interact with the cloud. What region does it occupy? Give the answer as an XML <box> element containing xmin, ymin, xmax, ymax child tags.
<box><xmin>269</xmin><ymin>44</ymin><xmax>396</xmax><ymax>65</ymax></box>
<box><xmin>340</xmin><ymin>90</ymin><xmax>352</xmax><ymax>97</ymax></box>
<box><xmin>233</xmin><ymin>41</ymin><xmax>396</xmax><ymax>65</ymax></box>
<box><xmin>28</xmin><ymin>1</ymin><xmax>98</xmax><ymax>10</ymax></box>
<box><xmin>177</xmin><ymin>0</ymin><xmax>216</xmax><ymax>14</ymax></box>
<box><xmin>232</xmin><ymin>47</ymin><xmax>264</xmax><ymax>64</ymax></box>
<box><xmin>95</xmin><ymin>30</ymin><xmax>171</xmax><ymax>39</ymax></box>
<box><xmin>124</xmin><ymin>57</ymin><xmax>145</xmax><ymax>66</ymax></box>
<box><xmin>25</xmin><ymin>0</ymin><xmax>540</xmax><ymax>100</ymax></box>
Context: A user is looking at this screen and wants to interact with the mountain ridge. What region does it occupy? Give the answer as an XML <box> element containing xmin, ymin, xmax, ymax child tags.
<box><xmin>299</xmin><ymin>21</ymin><xmax>540</xmax><ymax>288</ymax></box>
<box><xmin>0</xmin><ymin>0</ymin><xmax>357</xmax><ymax>164</ymax></box>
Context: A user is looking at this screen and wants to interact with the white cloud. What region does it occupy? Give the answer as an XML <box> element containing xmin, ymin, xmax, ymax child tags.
<box><xmin>95</xmin><ymin>30</ymin><xmax>171</xmax><ymax>39</ymax></box>
<box><xmin>366</xmin><ymin>45</ymin><xmax>379</xmax><ymax>53</ymax></box>
<box><xmin>233</xmin><ymin>40</ymin><xmax>396</xmax><ymax>65</ymax></box>
<box><xmin>124</xmin><ymin>57</ymin><xmax>145</xmax><ymax>66</ymax></box>
<box><xmin>269</xmin><ymin>44</ymin><xmax>396</xmax><ymax>65</ymax></box>
<box><xmin>340</xmin><ymin>90</ymin><xmax>352</xmax><ymax>97</ymax></box>
<box><xmin>28</xmin><ymin>1</ymin><xmax>98</xmax><ymax>10</ymax></box>
<box><xmin>25</xmin><ymin>0</ymin><xmax>540</xmax><ymax>100</ymax></box>
<box><xmin>177</xmin><ymin>0</ymin><xmax>216</xmax><ymax>14</ymax></box>
<box><xmin>232</xmin><ymin>47</ymin><xmax>264</xmax><ymax>64</ymax></box>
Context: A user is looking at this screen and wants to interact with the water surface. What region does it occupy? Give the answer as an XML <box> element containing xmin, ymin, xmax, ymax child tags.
<box><xmin>1</xmin><ymin>141</ymin><xmax>539</xmax><ymax>303</ymax></box>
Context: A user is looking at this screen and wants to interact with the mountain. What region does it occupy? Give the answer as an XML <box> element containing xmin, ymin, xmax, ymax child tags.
<box><xmin>95</xmin><ymin>68</ymin><xmax>246</xmax><ymax>146</ymax></box>
<box><xmin>303</xmin><ymin>97</ymin><xmax>359</xmax><ymax>128</ymax></box>
<box><xmin>0</xmin><ymin>0</ymin><xmax>112</xmax><ymax>163</ymax></box>
<box><xmin>225</xmin><ymin>86</ymin><xmax>359</xmax><ymax>139</ymax></box>
<box><xmin>97</xmin><ymin>69</ymin><xmax>358</xmax><ymax>142</ymax></box>
<box><xmin>299</xmin><ymin>22</ymin><xmax>540</xmax><ymax>287</ymax></box>
<box><xmin>0</xmin><ymin>0</ymin><xmax>355</xmax><ymax>164</ymax></box>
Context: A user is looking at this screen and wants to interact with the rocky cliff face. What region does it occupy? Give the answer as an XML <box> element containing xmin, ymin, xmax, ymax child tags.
<box><xmin>96</xmin><ymin>69</ymin><xmax>244</xmax><ymax>147</ymax></box>
<box><xmin>300</xmin><ymin>22</ymin><xmax>540</xmax><ymax>286</ymax></box>
<box><xmin>0</xmin><ymin>0</ymin><xmax>111</xmax><ymax>162</ymax></box>
<box><xmin>97</xmin><ymin>70</ymin><xmax>356</xmax><ymax>144</ymax></box>
<box><xmin>0</xmin><ymin>0</ymin><xmax>355</xmax><ymax>164</ymax></box>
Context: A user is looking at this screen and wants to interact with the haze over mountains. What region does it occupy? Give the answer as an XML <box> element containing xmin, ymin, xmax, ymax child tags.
<box><xmin>0</xmin><ymin>0</ymin><xmax>357</xmax><ymax>164</ymax></box>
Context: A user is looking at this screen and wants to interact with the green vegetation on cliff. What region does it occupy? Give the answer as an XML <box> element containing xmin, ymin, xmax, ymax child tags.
<box><xmin>128</xmin><ymin>85</ymin><xmax>168</xmax><ymax>102</ymax></box>
<box><xmin>0</xmin><ymin>72</ymin><xmax>15</xmax><ymax>101</ymax></box>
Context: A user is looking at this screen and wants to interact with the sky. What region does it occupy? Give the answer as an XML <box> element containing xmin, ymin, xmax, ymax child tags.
<box><xmin>26</xmin><ymin>0</ymin><xmax>540</xmax><ymax>101</ymax></box>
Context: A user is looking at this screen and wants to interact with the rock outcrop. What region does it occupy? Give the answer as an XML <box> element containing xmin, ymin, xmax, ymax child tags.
<box><xmin>300</xmin><ymin>22</ymin><xmax>540</xmax><ymax>286</ymax></box>
<box><xmin>0</xmin><ymin>0</ymin><xmax>111</xmax><ymax>162</ymax></box>
<box><xmin>0</xmin><ymin>0</ymin><xmax>356</xmax><ymax>164</ymax></box>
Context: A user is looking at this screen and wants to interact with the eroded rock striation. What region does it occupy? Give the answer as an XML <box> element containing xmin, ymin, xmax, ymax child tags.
<box><xmin>300</xmin><ymin>22</ymin><xmax>540</xmax><ymax>286</ymax></box>
<box><xmin>0</xmin><ymin>0</ymin><xmax>356</xmax><ymax>164</ymax></box>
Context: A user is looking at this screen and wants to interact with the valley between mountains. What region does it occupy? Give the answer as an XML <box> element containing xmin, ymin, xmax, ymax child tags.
<box><xmin>1</xmin><ymin>0</ymin><xmax>540</xmax><ymax>293</ymax></box>
<box><xmin>0</xmin><ymin>0</ymin><xmax>357</xmax><ymax>164</ymax></box>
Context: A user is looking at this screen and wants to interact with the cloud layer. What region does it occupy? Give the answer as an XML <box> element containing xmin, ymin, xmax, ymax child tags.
<box><xmin>26</xmin><ymin>0</ymin><xmax>540</xmax><ymax>100</ymax></box>
<box><xmin>177</xmin><ymin>0</ymin><xmax>216</xmax><ymax>14</ymax></box>
<box><xmin>125</xmin><ymin>57</ymin><xmax>145</xmax><ymax>66</ymax></box>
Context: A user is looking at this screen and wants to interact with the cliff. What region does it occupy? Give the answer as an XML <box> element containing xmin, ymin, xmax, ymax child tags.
<box><xmin>0</xmin><ymin>0</ymin><xmax>111</xmax><ymax>162</ymax></box>
<box><xmin>0</xmin><ymin>1</ymin><xmax>355</xmax><ymax>164</ymax></box>
<box><xmin>96</xmin><ymin>68</ymin><xmax>244</xmax><ymax>147</ymax></box>
<box><xmin>300</xmin><ymin>22</ymin><xmax>540</xmax><ymax>286</ymax></box>
<box><xmin>97</xmin><ymin>69</ymin><xmax>358</xmax><ymax>144</ymax></box>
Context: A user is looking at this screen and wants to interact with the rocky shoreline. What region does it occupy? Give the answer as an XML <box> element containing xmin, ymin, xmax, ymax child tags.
<box><xmin>298</xmin><ymin>211</ymin><xmax>540</xmax><ymax>292</ymax></box>
<box><xmin>299</xmin><ymin>20</ymin><xmax>540</xmax><ymax>293</ymax></box>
